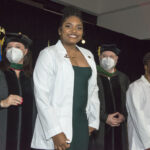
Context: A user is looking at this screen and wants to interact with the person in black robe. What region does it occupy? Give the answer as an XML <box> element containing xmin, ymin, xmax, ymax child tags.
<box><xmin>0</xmin><ymin>33</ymin><xmax>36</xmax><ymax>150</ymax></box>
<box><xmin>89</xmin><ymin>44</ymin><xmax>130</xmax><ymax>150</ymax></box>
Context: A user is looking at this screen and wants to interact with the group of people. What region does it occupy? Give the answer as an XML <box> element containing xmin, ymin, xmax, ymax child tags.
<box><xmin>0</xmin><ymin>5</ymin><xmax>150</xmax><ymax>150</ymax></box>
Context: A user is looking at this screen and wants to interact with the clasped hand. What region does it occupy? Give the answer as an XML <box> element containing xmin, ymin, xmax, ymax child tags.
<box><xmin>106</xmin><ymin>112</ymin><xmax>125</xmax><ymax>127</ymax></box>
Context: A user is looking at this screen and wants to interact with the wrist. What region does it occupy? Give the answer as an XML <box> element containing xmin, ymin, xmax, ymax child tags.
<box><xmin>0</xmin><ymin>101</ymin><xmax>3</xmax><ymax>108</ymax></box>
<box><xmin>0</xmin><ymin>100</ymin><xmax>6</xmax><ymax>108</ymax></box>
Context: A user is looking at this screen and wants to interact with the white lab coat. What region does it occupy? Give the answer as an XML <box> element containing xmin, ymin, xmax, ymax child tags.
<box><xmin>126</xmin><ymin>75</ymin><xmax>150</xmax><ymax>150</ymax></box>
<box><xmin>31</xmin><ymin>40</ymin><xmax>100</xmax><ymax>149</ymax></box>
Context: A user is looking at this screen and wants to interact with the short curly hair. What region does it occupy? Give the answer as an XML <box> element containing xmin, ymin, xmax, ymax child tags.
<box><xmin>143</xmin><ymin>52</ymin><xmax>150</xmax><ymax>65</ymax></box>
<box><xmin>59</xmin><ymin>6</ymin><xmax>83</xmax><ymax>28</ymax></box>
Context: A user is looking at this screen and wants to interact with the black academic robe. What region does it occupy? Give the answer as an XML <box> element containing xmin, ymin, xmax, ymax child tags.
<box><xmin>89</xmin><ymin>70</ymin><xmax>130</xmax><ymax>150</ymax></box>
<box><xmin>0</xmin><ymin>69</ymin><xmax>36</xmax><ymax>150</ymax></box>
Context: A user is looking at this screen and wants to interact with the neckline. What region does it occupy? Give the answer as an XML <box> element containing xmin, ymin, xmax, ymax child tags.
<box><xmin>73</xmin><ymin>65</ymin><xmax>91</xmax><ymax>68</ymax></box>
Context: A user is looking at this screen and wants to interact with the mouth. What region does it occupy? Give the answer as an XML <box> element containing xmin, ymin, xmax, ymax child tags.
<box><xmin>68</xmin><ymin>34</ymin><xmax>78</xmax><ymax>38</ymax></box>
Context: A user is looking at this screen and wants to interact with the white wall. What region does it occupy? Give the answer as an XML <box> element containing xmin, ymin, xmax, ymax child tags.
<box><xmin>52</xmin><ymin>0</ymin><xmax>101</xmax><ymax>15</ymax></box>
<box><xmin>97</xmin><ymin>4</ymin><xmax>150</xmax><ymax>40</ymax></box>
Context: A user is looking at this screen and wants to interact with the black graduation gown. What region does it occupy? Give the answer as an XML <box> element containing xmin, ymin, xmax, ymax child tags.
<box><xmin>0</xmin><ymin>69</ymin><xmax>36</xmax><ymax>150</ymax></box>
<box><xmin>89</xmin><ymin>70</ymin><xmax>129</xmax><ymax>150</ymax></box>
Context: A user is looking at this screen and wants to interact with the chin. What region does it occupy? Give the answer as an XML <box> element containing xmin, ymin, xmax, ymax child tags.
<box><xmin>67</xmin><ymin>41</ymin><xmax>78</xmax><ymax>45</ymax></box>
<box><xmin>69</xmin><ymin>37</ymin><xmax>81</xmax><ymax>43</ymax></box>
<box><xmin>62</xmin><ymin>39</ymin><xmax>80</xmax><ymax>45</ymax></box>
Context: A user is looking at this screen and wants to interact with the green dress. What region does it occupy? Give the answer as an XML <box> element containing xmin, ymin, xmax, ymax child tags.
<box><xmin>68</xmin><ymin>66</ymin><xmax>92</xmax><ymax>150</ymax></box>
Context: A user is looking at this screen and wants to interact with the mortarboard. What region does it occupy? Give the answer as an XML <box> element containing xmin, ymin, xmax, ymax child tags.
<box><xmin>100</xmin><ymin>44</ymin><xmax>121</xmax><ymax>56</ymax></box>
<box><xmin>3</xmin><ymin>32</ymin><xmax>32</xmax><ymax>50</ymax></box>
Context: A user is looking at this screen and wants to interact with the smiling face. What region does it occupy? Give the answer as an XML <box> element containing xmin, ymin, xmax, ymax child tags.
<box><xmin>58</xmin><ymin>16</ymin><xmax>83</xmax><ymax>46</ymax></box>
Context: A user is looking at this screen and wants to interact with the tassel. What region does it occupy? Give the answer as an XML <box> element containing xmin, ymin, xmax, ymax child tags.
<box><xmin>48</xmin><ymin>40</ymin><xmax>50</xmax><ymax>47</ymax></box>
<box><xmin>0</xmin><ymin>26</ymin><xmax>6</xmax><ymax>61</ymax></box>
<box><xmin>98</xmin><ymin>46</ymin><xmax>101</xmax><ymax>57</ymax></box>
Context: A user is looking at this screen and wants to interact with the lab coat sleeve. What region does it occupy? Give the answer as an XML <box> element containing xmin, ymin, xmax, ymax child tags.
<box><xmin>33</xmin><ymin>49</ymin><xmax>62</xmax><ymax>140</ymax></box>
<box><xmin>126</xmin><ymin>84</ymin><xmax>150</xmax><ymax>149</ymax></box>
<box><xmin>88</xmin><ymin>84</ymin><xmax>100</xmax><ymax>130</ymax></box>
<box><xmin>87</xmin><ymin>53</ymin><xmax>100</xmax><ymax>130</ymax></box>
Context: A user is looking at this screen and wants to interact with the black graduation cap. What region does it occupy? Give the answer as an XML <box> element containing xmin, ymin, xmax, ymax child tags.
<box><xmin>3</xmin><ymin>32</ymin><xmax>32</xmax><ymax>50</ymax></box>
<box><xmin>100</xmin><ymin>44</ymin><xmax>121</xmax><ymax>56</ymax></box>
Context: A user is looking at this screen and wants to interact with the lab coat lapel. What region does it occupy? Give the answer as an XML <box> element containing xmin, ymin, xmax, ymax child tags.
<box><xmin>55</xmin><ymin>40</ymin><xmax>72</xmax><ymax>65</ymax></box>
<box><xmin>56</xmin><ymin>40</ymin><xmax>93</xmax><ymax>67</ymax></box>
<box><xmin>78</xmin><ymin>47</ymin><xmax>93</xmax><ymax>68</ymax></box>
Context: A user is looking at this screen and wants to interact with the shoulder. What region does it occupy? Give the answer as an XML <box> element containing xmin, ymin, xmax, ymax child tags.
<box><xmin>129</xmin><ymin>77</ymin><xmax>144</xmax><ymax>90</ymax></box>
<box><xmin>36</xmin><ymin>44</ymin><xmax>58</xmax><ymax>63</ymax></box>
<box><xmin>117</xmin><ymin>70</ymin><xmax>128</xmax><ymax>78</ymax></box>
<box><xmin>127</xmin><ymin>77</ymin><xmax>147</xmax><ymax>96</ymax></box>
<box><xmin>116</xmin><ymin>71</ymin><xmax>130</xmax><ymax>89</ymax></box>
<box><xmin>77</xmin><ymin>45</ymin><xmax>92</xmax><ymax>54</ymax></box>
<box><xmin>117</xmin><ymin>70</ymin><xmax>129</xmax><ymax>81</ymax></box>
<box><xmin>40</xmin><ymin>45</ymin><xmax>56</xmax><ymax>55</ymax></box>
<box><xmin>77</xmin><ymin>46</ymin><xmax>94</xmax><ymax>59</ymax></box>
<box><xmin>38</xmin><ymin>40</ymin><xmax>66</xmax><ymax>58</ymax></box>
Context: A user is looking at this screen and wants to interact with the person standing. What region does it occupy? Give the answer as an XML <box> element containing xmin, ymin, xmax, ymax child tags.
<box><xmin>126</xmin><ymin>52</ymin><xmax>150</xmax><ymax>150</ymax></box>
<box><xmin>0</xmin><ymin>32</ymin><xmax>36</xmax><ymax>150</ymax></box>
<box><xmin>89</xmin><ymin>44</ymin><xmax>129</xmax><ymax>150</ymax></box>
<box><xmin>31</xmin><ymin>6</ymin><xmax>100</xmax><ymax>150</ymax></box>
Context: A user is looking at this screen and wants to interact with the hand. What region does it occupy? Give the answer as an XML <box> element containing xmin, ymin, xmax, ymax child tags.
<box><xmin>117</xmin><ymin>113</ymin><xmax>125</xmax><ymax>123</ymax></box>
<box><xmin>0</xmin><ymin>94</ymin><xmax>23</xmax><ymax>108</ymax></box>
<box><xmin>106</xmin><ymin>112</ymin><xmax>121</xmax><ymax>127</ymax></box>
<box><xmin>52</xmin><ymin>132</ymin><xmax>70</xmax><ymax>150</ymax></box>
<box><xmin>145</xmin><ymin>148</ymin><xmax>150</xmax><ymax>150</ymax></box>
<box><xmin>89</xmin><ymin>126</ymin><xmax>96</xmax><ymax>136</ymax></box>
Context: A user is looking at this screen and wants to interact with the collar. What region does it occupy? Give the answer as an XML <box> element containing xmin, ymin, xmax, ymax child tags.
<box><xmin>141</xmin><ymin>75</ymin><xmax>150</xmax><ymax>86</ymax></box>
<box><xmin>55</xmin><ymin>40</ymin><xmax>92</xmax><ymax>64</ymax></box>
<box><xmin>97</xmin><ymin>65</ymin><xmax>117</xmax><ymax>77</ymax></box>
<box><xmin>10</xmin><ymin>63</ymin><xmax>23</xmax><ymax>71</ymax></box>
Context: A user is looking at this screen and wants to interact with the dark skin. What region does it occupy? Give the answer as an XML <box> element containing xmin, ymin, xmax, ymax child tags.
<box><xmin>52</xmin><ymin>16</ymin><xmax>95</xmax><ymax>150</ymax></box>
<box><xmin>58</xmin><ymin>16</ymin><xmax>89</xmax><ymax>67</ymax></box>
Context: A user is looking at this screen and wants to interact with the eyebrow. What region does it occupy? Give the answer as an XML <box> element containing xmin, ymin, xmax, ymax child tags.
<box><xmin>64</xmin><ymin>22</ymin><xmax>83</xmax><ymax>25</ymax></box>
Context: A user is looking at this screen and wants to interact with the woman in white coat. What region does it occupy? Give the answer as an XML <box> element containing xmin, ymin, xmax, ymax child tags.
<box><xmin>31</xmin><ymin>6</ymin><xmax>100</xmax><ymax>150</ymax></box>
<box><xmin>126</xmin><ymin>52</ymin><xmax>150</xmax><ymax>150</ymax></box>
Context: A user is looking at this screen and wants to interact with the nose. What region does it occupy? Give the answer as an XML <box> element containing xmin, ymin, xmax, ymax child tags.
<box><xmin>72</xmin><ymin>26</ymin><xmax>77</xmax><ymax>33</ymax></box>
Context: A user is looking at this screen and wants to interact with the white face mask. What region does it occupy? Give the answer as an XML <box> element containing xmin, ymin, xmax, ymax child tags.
<box><xmin>100</xmin><ymin>57</ymin><xmax>116</xmax><ymax>71</ymax></box>
<box><xmin>6</xmin><ymin>47</ymin><xmax>24</xmax><ymax>64</ymax></box>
